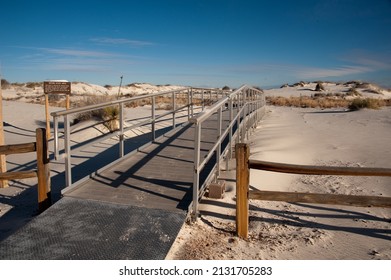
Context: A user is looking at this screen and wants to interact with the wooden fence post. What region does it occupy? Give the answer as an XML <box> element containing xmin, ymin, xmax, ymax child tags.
<box><xmin>0</xmin><ymin>80</ymin><xmax>8</xmax><ymax>188</ymax></box>
<box><xmin>236</xmin><ymin>143</ymin><xmax>249</xmax><ymax>238</ymax></box>
<box><xmin>36</xmin><ymin>128</ymin><xmax>51</xmax><ymax>212</ymax></box>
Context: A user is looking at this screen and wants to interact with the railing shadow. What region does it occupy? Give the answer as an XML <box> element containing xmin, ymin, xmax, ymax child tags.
<box><xmin>198</xmin><ymin>199</ymin><xmax>391</xmax><ymax>241</ymax></box>
<box><xmin>80</xmin><ymin>122</ymin><xmax>212</xmax><ymax>211</ymax></box>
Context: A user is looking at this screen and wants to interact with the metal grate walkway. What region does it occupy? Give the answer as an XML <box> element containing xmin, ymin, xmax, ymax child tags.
<box><xmin>0</xmin><ymin>112</ymin><xmax>229</xmax><ymax>259</ymax></box>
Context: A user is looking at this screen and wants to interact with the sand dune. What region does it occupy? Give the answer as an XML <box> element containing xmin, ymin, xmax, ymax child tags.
<box><xmin>1</xmin><ymin>81</ymin><xmax>184</xmax><ymax>103</ymax></box>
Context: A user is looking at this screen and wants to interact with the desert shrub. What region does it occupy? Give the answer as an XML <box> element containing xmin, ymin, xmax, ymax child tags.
<box><xmin>26</xmin><ymin>82</ymin><xmax>42</xmax><ymax>89</ymax></box>
<box><xmin>313</xmin><ymin>93</ymin><xmax>326</xmax><ymax>98</ymax></box>
<box><xmin>11</xmin><ymin>82</ymin><xmax>25</xmax><ymax>86</ymax></box>
<box><xmin>348</xmin><ymin>98</ymin><xmax>385</xmax><ymax>111</ymax></box>
<box><xmin>1</xmin><ymin>79</ymin><xmax>10</xmax><ymax>89</ymax></box>
<box><xmin>75</xmin><ymin>95</ymin><xmax>120</xmax><ymax>132</ymax></box>
<box><xmin>103</xmin><ymin>106</ymin><xmax>119</xmax><ymax>120</ymax></box>
<box><xmin>346</xmin><ymin>88</ymin><xmax>361</xmax><ymax>97</ymax></box>
<box><xmin>293</xmin><ymin>81</ymin><xmax>306</xmax><ymax>87</ymax></box>
<box><xmin>315</xmin><ymin>82</ymin><xmax>325</xmax><ymax>91</ymax></box>
<box><xmin>75</xmin><ymin>95</ymin><xmax>117</xmax><ymax>122</ymax></box>
<box><xmin>102</xmin><ymin>106</ymin><xmax>120</xmax><ymax>132</ymax></box>
<box><xmin>354</xmin><ymin>82</ymin><xmax>370</xmax><ymax>89</ymax></box>
<box><xmin>127</xmin><ymin>83</ymin><xmax>141</xmax><ymax>87</ymax></box>
<box><xmin>267</xmin><ymin>96</ymin><xmax>350</xmax><ymax>108</ymax></box>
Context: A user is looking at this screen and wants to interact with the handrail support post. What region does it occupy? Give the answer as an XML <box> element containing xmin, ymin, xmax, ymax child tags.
<box><xmin>119</xmin><ymin>102</ymin><xmax>124</xmax><ymax>157</ymax></box>
<box><xmin>64</xmin><ymin>115</ymin><xmax>72</xmax><ymax>188</ymax></box>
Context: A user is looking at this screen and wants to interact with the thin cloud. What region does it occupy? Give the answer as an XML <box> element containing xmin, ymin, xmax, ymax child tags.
<box><xmin>297</xmin><ymin>65</ymin><xmax>373</xmax><ymax>79</ymax></box>
<box><xmin>13</xmin><ymin>46</ymin><xmax>138</xmax><ymax>73</ymax></box>
<box><xmin>340</xmin><ymin>50</ymin><xmax>391</xmax><ymax>70</ymax></box>
<box><xmin>38</xmin><ymin>47</ymin><xmax>115</xmax><ymax>57</ymax></box>
<box><xmin>90</xmin><ymin>37</ymin><xmax>154</xmax><ymax>47</ymax></box>
<box><xmin>226</xmin><ymin>58</ymin><xmax>387</xmax><ymax>81</ymax></box>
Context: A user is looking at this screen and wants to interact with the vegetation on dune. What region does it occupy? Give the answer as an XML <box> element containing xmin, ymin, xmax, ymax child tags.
<box><xmin>267</xmin><ymin>96</ymin><xmax>391</xmax><ymax>110</ymax></box>
<box><xmin>348</xmin><ymin>98</ymin><xmax>389</xmax><ymax>111</ymax></box>
<box><xmin>74</xmin><ymin>96</ymin><xmax>119</xmax><ymax>132</ymax></box>
<box><xmin>315</xmin><ymin>82</ymin><xmax>325</xmax><ymax>91</ymax></box>
<box><xmin>1</xmin><ymin>79</ymin><xmax>10</xmax><ymax>89</ymax></box>
<box><xmin>267</xmin><ymin>96</ymin><xmax>350</xmax><ymax>108</ymax></box>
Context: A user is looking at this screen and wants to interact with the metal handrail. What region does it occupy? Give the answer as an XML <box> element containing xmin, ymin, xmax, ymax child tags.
<box><xmin>50</xmin><ymin>86</ymin><xmax>227</xmax><ymax>189</ymax></box>
<box><xmin>51</xmin><ymin>87</ymin><xmax>190</xmax><ymax>117</ymax></box>
<box><xmin>190</xmin><ymin>85</ymin><xmax>266</xmax><ymax>219</ymax></box>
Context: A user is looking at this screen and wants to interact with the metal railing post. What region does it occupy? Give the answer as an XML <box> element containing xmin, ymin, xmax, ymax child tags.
<box><xmin>192</xmin><ymin>123</ymin><xmax>201</xmax><ymax>220</ymax></box>
<box><xmin>201</xmin><ymin>90</ymin><xmax>205</xmax><ymax>111</ymax></box>
<box><xmin>119</xmin><ymin>102</ymin><xmax>124</xmax><ymax>157</ymax></box>
<box><xmin>237</xmin><ymin>109</ymin><xmax>241</xmax><ymax>144</ymax></box>
<box><xmin>227</xmin><ymin>98</ymin><xmax>233</xmax><ymax>170</ymax></box>
<box><xmin>190</xmin><ymin>88</ymin><xmax>194</xmax><ymax>117</ymax></box>
<box><xmin>187</xmin><ymin>89</ymin><xmax>191</xmax><ymax>120</ymax></box>
<box><xmin>242</xmin><ymin>104</ymin><xmax>247</xmax><ymax>141</ymax></box>
<box><xmin>152</xmin><ymin>96</ymin><xmax>156</xmax><ymax>141</ymax></box>
<box><xmin>53</xmin><ymin>116</ymin><xmax>59</xmax><ymax>160</ymax></box>
<box><xmin>64</xmin><ymin>114</ymin><xmax>72</xmax><ymax>187</ymax></box>
<box><xmin>217</xmin><ymin>106</ymin><xmax>222</xmax><ymax>178</ymax></box>
<box><xmin>172</xmin><ymin>92</ymin><xmax>176</xmax><ymax>129</ymax></box>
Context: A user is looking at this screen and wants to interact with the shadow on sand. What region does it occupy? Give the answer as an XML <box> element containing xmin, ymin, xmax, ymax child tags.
<box><xmin>199</xmin><ymin>200</ymin><xmax>391</xmax><ymax>241</ymax></box>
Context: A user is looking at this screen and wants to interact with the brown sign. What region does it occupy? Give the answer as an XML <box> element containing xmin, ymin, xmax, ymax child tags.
<box><xmin>44</xmin><ymin>81</ymin><xmax>71</xmax><ymax>94</ymax></box>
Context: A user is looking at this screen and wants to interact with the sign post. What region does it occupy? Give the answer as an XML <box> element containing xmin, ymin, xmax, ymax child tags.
<box><xmin>43</xmin><ymin>81</ymin><xmax>71</xmax><ymax>139</ymax></box>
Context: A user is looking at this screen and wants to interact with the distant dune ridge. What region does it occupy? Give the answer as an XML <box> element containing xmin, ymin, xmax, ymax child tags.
<box><xmin>265</xmin><ymin>81</ymin><xmax>391</xmax><ymax>110</ymax></box>
<box><xmin>2</xmin><ymin>79</ymin><xmax>390</xmax><ymax>106</ymax></box>
<box><xmin>0</xmin><ymin>80</ymin><xmax>183</xmax><ymax>104</ymax></box>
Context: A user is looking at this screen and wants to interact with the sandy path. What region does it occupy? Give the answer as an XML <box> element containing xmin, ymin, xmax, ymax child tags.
<box><xmin>168</xmin><ymin>106</ymin><xmax>391</xmax><ymax>260</ymax></box>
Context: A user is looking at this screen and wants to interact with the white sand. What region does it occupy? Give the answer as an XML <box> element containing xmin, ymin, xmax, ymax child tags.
<box><xmin>168</xmin><ymin>106</ymin><xmax>391</xmax><ymax>260</ymax></box>
<box><xmin>1</xmin><ymin>81</ymin><xmax>390</xmax><ymax>259</ymax></box>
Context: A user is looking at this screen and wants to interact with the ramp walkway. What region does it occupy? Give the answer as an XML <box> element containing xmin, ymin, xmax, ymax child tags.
<box><xmin>0</xmin><ymin>86</ymin><xmax>264</xmax><ymax>259</ymax></box>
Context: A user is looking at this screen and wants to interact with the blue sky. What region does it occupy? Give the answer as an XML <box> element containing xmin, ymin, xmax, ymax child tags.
<box><xmin>1</xmin><ymin>0</ymin><xmax>390</xmax><ymax>88</ymax></box>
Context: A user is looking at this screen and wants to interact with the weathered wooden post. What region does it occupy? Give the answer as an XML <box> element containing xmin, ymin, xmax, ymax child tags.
<box><xmin>0</xmin><ymin>77</ymin><xmax>8</xmax><ymax>188</ymax></box>
<box><xmin>36</xmin><ymin>128</ymin><xmax>51</xmax><ymax>212</ymax></box>
<box><xmin>236</xmin><ymin>143</ymin><xmax>249</xmax><ymax>238</ymax></box>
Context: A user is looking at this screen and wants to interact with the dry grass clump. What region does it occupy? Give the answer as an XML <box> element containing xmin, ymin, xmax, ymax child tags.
<box><xmin>74</xmin><ymin>95</ymin><xmax>119</xmax><ymax>132</ymax></box>
<box><xmin>346</xmin><ymin>88</ymin><xmax>362</xmax><ymax>97</ymax></box>
<box><xmin>26</xmin><ymin>82</ymin><xmax>42</xmax><ymax>89</ymax></box>
<box><xmin>267</xmin><ymin>96</ymin><xmax>350</xmax><ymax>108</ymax></box>
<box><xmin>74</xmin><ymin>95</ymin><xmax>115</xmax><ymax>121</ymax></box>
<box><xmin>267</xmin><ymin>96</ymin><xmax>391</xmax><ymax>110</ymax></box>
<box><xmin>125</xmin><ymin>95</ymin><xmax>212</xmax><ymax>110</ymax></box>
<box><xmin>348</xmin><ymin>98</ymin><xmax>387</xmax><ymax>111</ymax></box>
